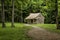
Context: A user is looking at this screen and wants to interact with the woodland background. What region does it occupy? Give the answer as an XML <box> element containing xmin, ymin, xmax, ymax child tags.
<box><xmin>0</xmin><ymin>0</ymin><xmax>60</xmax><ymax>24</ymax></box>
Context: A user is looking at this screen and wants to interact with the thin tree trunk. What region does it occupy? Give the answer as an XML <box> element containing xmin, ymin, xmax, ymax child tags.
<box><xmin>56</xmin><ymin>0</ymin><xmax>60</xmax><ymax>29</ymax></box>
<box><xmin>1</xmin><ymin>0</ymin><xmax>6</xmax><ymax>28</ymax></box>
<box><xmin>21</xmin><ymin>4</ymin><xmax>23</xmax><ymax>23</ymax></box>
<box><xmin>11</xmin><ymin>0</ymin><xmax>15</xmax><ymax>27</ymax></box>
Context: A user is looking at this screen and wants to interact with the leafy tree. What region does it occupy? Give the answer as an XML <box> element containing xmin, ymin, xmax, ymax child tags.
<box><xmin>0</xmin><ymin>0</ymin><xmax>58</xmax><ymax>24</ymax></box>
<box><xmin>45</xmin><ymin>0</ymin><xmax>56</xmax><ymax>23</ymax></box>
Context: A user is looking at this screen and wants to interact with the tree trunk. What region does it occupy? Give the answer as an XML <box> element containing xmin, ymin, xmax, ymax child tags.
<box><xmin>21</xmin><ymin>3</ymin><xmax>23</xmax><ymax>23</ymax></box>
<box><xmin>11</xmin><ymin>0</ymin><xmax>15</xmax><ymax>27</ymax></box>
<box><xmin>1</xmin><ymin>0</ymin><xmax>6</xmax><ymax>28</ymax></box>
<box><xmin>56</xmin><ymin>0</ymin><xmax>60</xmax><ymax>29</ymax></box>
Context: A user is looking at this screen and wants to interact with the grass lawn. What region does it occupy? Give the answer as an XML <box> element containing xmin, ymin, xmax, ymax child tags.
<box><xmin>0</xmin><ymin>23</ymin><xmax>32</xmax><ymax>40</ymax></box>
<box><xmin>32</xmin><ymin>24</ymin><xmax>60</xmax><ymax>34</ymax></box>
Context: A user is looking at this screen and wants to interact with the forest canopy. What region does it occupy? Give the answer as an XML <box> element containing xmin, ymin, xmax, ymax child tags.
<box><xmin>0</xmin><ymin>0</ymin><xmax>59</xmax><ymax>24</ymax></box>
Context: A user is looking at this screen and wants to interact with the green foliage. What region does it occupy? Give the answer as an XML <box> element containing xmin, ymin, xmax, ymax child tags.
<box><xmin>44</xmin><ymin>0</ymin><xmax>56</xmax><ymax>23</ymax></box>
<box><xmin>0</xmin><ymin>0</ymin><xmax>58</xmax><ymax>23</ymax></box>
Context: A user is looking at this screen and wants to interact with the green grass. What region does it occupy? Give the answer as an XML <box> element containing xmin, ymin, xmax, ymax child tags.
<box><xmin>32</xmin><ymin>24</ymin><xmax>60</xmax><ymax>34</ymax></box>
<box><xmin>0</xmin><ymin>23</ymin><xmax>32</xmax><ymax>40</ymax></box>
<box><xmin>0</xmin><ymin>23</ymin><xmax>24</xmax><ymax>28</ymax></box>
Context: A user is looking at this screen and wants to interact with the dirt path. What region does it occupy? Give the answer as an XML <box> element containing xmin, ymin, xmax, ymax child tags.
<box><xmin>25</xmin><ymin>24</ymin><xmax>60</xmax><ymax>40</ymax></box>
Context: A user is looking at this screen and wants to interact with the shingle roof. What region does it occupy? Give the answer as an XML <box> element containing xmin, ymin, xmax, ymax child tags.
<box><xmin>25</xmin><ymin>13</ymin><xmax>42</xmax><ymax>19</ymax></box>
